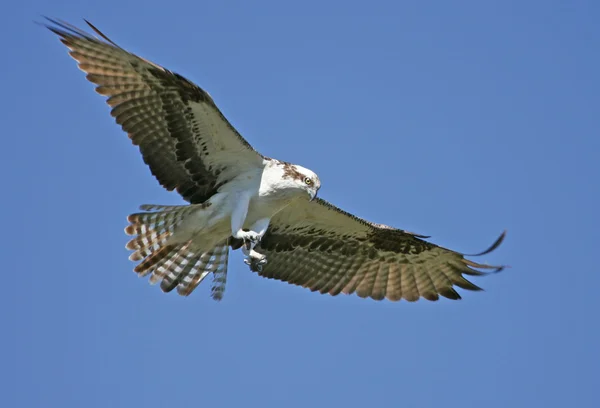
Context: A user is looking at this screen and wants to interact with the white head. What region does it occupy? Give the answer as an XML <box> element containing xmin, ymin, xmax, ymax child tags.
<box><xmin>269</xmin><ymin>160</ymin><xmax>321</xmax><ymax>201</ymax></box>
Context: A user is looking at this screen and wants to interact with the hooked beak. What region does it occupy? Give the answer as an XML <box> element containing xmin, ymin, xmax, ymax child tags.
<box><xmin>309</xmin><ymin>190</ymin><xmax>318</xmax><ymax>202</ymax></box>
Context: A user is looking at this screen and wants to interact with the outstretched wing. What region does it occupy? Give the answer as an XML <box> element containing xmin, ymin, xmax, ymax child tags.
<box><xmin>45</xmin><ymin>19</ymin><xmax>264</xmax><ymax>204</ymax></box>
<box><xmin>254</xmin><ymin>198</ymin><xmax>506</xmax><ymax>302</ymax></box>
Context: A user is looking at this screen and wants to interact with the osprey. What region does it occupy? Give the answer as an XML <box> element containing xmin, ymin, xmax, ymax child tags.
<box><xmin>46</xmin><ymin>19</ymin><xmax>506</xmax><ymax>302</ymax></box>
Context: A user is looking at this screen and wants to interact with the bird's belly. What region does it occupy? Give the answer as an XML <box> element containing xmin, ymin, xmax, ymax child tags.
<box><xmin>182</xmin><ymin>198</ymin><xmax>233</xmax><ymax>252</ymax></box>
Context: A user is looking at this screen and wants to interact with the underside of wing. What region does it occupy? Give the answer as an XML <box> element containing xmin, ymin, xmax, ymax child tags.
<box><xmin>255</xmin><ymin>198</ymin><xmax>506</xmax><ymax>302</ymax></box>
<box><xmin>45</xmin><ymin>18</ymin><xmax>264</xmax><ymax>203</ymax></box>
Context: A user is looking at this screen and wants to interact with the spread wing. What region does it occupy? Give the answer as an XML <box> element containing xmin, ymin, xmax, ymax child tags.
<box><xmin>45</xmin><ymin>19</ymin><xmax>264</xmax><ymax>204</ymax></box>
<box><xmin>255</xmin><ymin>198</ymin><xmax>506</xmax><ymax>302</ymax></box>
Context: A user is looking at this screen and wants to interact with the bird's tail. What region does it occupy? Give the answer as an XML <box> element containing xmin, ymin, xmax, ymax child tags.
<box><xmin>125</xmin><ymin>204</ymin><xmax>230</xmax><ymax>300</ymax></box>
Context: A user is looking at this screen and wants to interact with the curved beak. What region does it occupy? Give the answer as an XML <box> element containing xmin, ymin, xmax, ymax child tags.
<box><xmin>309</xmin><ymin>189</ymin><xmax>318</xmax><ymax>202</ymax></box>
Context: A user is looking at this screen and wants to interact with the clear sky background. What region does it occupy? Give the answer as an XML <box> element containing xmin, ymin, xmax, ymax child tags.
<box><xmin>2</xmin><ymin>1</ymin><xmax>599</xmax><ymax>407</ymax></box>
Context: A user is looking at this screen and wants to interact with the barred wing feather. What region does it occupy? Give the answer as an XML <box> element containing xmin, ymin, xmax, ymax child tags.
<box><xmin>255</xmin><ymin>198</ymin><xmax>506</xmax><ymax>302</ymax></box>
<box><xmin>45</xmin><ymin>18</ymin><xmax>263</xmax><ymax>204</ymax></box>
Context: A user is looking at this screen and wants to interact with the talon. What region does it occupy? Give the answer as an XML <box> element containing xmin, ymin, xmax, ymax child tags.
<box><xmin>243</xmin><ymin>249</ymin><xmax>267</xmax><ymax>272</ymax></box>
<box><xmin>250</xmin><ymin>260</ymin><xmax>264</xmax><ymax>272</ymax></box>
<box><xmin>244</xmin><ymin>257</ymin><xmax>261</xmax><ymax>271</ymax></box>
<box><xmin>251</xmin><ymin>257</ymin><xmax>267</xmax><ymax>272</ymax></box>
<box><xmin>236</xmin><ymin>230</ymin><xmax>261</xmax><ymax>251</ymax></box>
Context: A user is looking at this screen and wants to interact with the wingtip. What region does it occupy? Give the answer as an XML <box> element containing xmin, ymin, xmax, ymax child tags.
<box><xmin>466</xmin><ymin>230</ymin><xmax>507</xmax><ymax>257</ymax></box>
<box><xmin>490</xmin><ymin>265</ymin><xmax>507</xmax><ymax>274</ymax></box>
<box><xmin>83</xmin><ymin>18</ymin><xmax>121</xmax><ymax>47</ymax></box>
<box><xmin>35</xmin><ymin>16</ymin><xmax>60</xmax><ymax>32</ymax></box>
<box><xmin>461</xmin><ymin>230</ymin><xmax>509</xmax><ymax>273</ymax></box>
<box><xmin>39</xmin><ymin>17</ymin><xmax>116</xmax><ymax>47</ymax></box>
<box><xmin>39</xmin><ymin>16</ymin><xmax>91</xmax><ymax>39</ymax></box>
<box><xmin>492</xmin><ymin>263</ymin><xmax>511</xmax><ymax>274</ymax></box>
<box><xmin>33</xmin><ymin>15</ymin><xmax>51</xmax><ymax>28</ymax></box>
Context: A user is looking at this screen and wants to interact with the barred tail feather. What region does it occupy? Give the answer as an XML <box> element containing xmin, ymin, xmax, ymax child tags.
<box><xmin>209</xmin><ymin>242</ymin><xmax>230</xmax><ymax>301</ymax></box>
<box><xmin>175</xmin><ymin>240</ymin><xmax>230</xmax><ymax>299</ymax></box>
<box><xmin>125</xmin><ymin>204</ymin><xmax>229</xmax><ymax>299</ymax></box>
<box><xmin>125</xmin><ymin>204</ymin><xmax>197</xmax><ymax>261</ymax></box>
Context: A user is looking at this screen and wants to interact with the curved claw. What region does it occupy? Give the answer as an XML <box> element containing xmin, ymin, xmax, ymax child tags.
<box><xmin>235</xmin><ymin>230</ymin><xmax>261</xmax><ymax>250</ymax></box>
<box><xmin>244</xmin><ymin>256</ymin><xmax>268</xmax><ymax>272</ymax></box>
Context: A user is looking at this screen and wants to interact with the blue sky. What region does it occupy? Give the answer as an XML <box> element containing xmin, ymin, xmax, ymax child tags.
<box><xmin>2</xmin><ymin>0</ymin><xmax>599</xmax><ymax>407</ymax></box>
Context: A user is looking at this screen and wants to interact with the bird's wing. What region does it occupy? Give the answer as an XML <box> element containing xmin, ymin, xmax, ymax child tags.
<box><xmin>45</xmin><ymin>19</ymin><xmax>264</xmax><ymax>204</ymax></box>
<box><xmin>254</xmin><ymin>198</ymin><xmax>506</xmax><ymax>301</ymax></box>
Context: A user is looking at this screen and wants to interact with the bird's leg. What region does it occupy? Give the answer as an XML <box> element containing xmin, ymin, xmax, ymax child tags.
<box><xmin>230</xmin><ymin>196</ymin><xmax>270</xmax><ymax>271</ymax></box>
<box><xmin>231</xmin><ymin>192</ymin><xmax>257</xmax><ymax>245</ymax></box>
<box><xmin>241</xmin><ymin>218</ymin><xmax>270</xmax><ymax>272</ymax></box>
<box><xmin>242</xmin><ymin>218</ymin><xmax>270</xmax><ymax>250</ymax></box>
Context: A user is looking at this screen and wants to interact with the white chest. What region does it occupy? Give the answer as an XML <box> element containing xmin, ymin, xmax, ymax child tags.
<box><xmin>215</xmin><ymin>163</ymin><xmax>304</xmax><ymax>228</ymax></box>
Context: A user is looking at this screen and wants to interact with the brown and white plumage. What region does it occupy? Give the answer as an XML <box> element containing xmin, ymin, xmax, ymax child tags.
<box><xmin>255</xmin><ymin>199</ymin><xmax>505</xmax><ymax>301</ymax></box>
<box><xmin>46</xmin><ymin>18</ymin><xmax>506</xmax><ymax>302</ymax></box>
<box><xmin>125</xmin><ymin>204</ymin><xmax>230</xmax><ymax>299</ymax></box>
<box><xmin>45</xmin><ymin>18</ymin><xmax>263</xmax><ymax>205</ymax></box>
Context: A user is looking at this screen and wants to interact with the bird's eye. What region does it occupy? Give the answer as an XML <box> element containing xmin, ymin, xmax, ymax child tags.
<box><xmin>304</xmin><ymin>177</ymin><xmax>313</xmax><ymax>185</ymax></box>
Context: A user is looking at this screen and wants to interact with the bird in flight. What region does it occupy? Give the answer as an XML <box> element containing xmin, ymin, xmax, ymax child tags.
<box><xmin>45</xmin><ymin>18</ymin><xmax>506</xmax><ymax>302</ymax></box>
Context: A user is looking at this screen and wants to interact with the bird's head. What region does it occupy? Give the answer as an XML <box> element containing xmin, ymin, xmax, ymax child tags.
<box><xmin>278</xmin><ymin>163</ymin><xmax>321</xmax><ymax>201</ymax></box>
